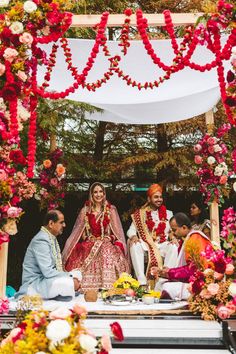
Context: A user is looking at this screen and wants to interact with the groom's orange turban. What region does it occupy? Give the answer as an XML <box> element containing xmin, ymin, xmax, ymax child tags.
<box><xmin>147</xmin><ymin>184</ymin><xmax>163</xmax><ymax>198</ymax></box>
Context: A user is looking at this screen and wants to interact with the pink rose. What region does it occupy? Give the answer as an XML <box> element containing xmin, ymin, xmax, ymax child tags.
<box><xmin>193</xmin><ymin>144</ymin><xmax>202</xmax><ymax>152</ymax></box>
<box><xmin>208</xmin><ymin>146</ymin><xmax>215</xmax><ymax>154</ymax></box>
<box><xmin>3</xmin><ymin>48</ymin><xmax>18</xmax><ymax>62</ymax></box>
<box><xmin>19</xmin><ymin>32</ymin><xmax>33</xmax><ymax>45</ymax></box>
<box><xmin>207</xmin><ymin>137</ymin><xmax>217</xmax><ymax>145</ymax></box>
<box><xmin>124</xmin><ymin>288</ymin><xmax>136</xmax><ymax>297</ymax></box>
<box><xmin>49</xmin><ymin>308</ymin><xmax>72</xmax><ymax>320</ymax></box>
<box><xmin>7</xmin><ymin>206</ymin><xmax>22</xmax><ymax>218</ymax></box>
<box><xmin>200</xmin><ymin>288</ymin><xmax>212</xmax><ymax>299</ymax></box>
<box><xmin>73</xmin><ymin>303</ymin><xmax>87</xmax><ymax>317</ymax></box>
<box><xmin>219</xmin><ymin>175</ymin><xmax>227</xmax><ymax>184</ymax></box>
<box><xmin>225</xmin><ymin>263</ymin><xmax>234</xmax><ymax>275</ymax></box>
<box><xmin>194</xmin><ymin>155</ymin><xmax>203</xmax><ymax>164</ymax></box>
<box><xmin>0</xmin><ymin>63</ymin><xmax>5</xmax><ymax>76</ymax></box>
<box><xmin>0</xmin><ymin>298</ymin><xmax>9</xmax><ymax>314</ymax></box>
<box><xmin>226</xmin><ymin>301</ymin><xmax>236</xmax><ymax>315</ymax></box>
<box><xmin>214</xmin><ymin>272</ymin><xmax>224</xmax><ymax>280</ymax></box>
<box><xmin>207</xmin><ymin>283</ymin><xmax>219</xmax><ymax>296</ymax></box>
<box><xmin>217</xmin><ymin>305</ymin><xmax>231</xmax><ymax>320</ymax></box>
<box><xmin>0</xmin><ymin>169</ymin><xmax>7</xmax><ymax>181</ymax></box>
<box><xmin>101</xmin><ymin>334</ymin><xmax>112</xmax><ymax>352</ymax></box>
<box><xmin>50</xmin><ymin>177</ymin><xmax>58</xmax><ymax>187</ymax></box>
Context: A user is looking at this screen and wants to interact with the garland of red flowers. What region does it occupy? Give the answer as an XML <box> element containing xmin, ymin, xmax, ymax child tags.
<box><xmin>85</xmin><ymin>201</ymin><xmax>111</xmax><ymax>239</ymax></box>
<box><xmin>145</xmin><ymin>205</ymin><xmax>167</xmax><ymax>243</ymax></box>
<box><xmin>30</xmin><ymin>1</ymin><xmax>236</xmax><ymax>127</ymax></box>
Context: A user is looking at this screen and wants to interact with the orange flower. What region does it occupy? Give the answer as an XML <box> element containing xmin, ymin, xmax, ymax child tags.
<box><xmin>56</xmin><ymin>163</ymin><xmax>65</xmax><ymax>176</ymax></box>
<box><xmin>43</xmin><ymin>159</ymin><xmax>52</xmax><ymax>169</ymax></box>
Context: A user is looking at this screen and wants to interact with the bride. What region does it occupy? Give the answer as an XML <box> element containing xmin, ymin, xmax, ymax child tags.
<box><xmin>62</xmin><ymin>182</ymin><xmax>130</xmax><ymax>291</ymax></box>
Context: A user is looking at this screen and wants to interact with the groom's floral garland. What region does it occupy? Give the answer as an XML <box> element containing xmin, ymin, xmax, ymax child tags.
<box><xmin>145</xmin><ymin>205</ymin><xmax>167</xmax><ymax>243</ymax></box>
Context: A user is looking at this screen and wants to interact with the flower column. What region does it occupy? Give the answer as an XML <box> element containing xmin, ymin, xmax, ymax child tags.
<box><xmin>205</xmin><ymin>110</ymin><xmax>220</xmax><ymax>246</ymax></box>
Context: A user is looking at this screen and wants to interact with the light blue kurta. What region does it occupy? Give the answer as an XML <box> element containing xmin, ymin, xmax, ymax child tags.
<box><xmin>16</xmin><ymin>229</ymin><xmax>71</xmax><ymax>299</ymax></box>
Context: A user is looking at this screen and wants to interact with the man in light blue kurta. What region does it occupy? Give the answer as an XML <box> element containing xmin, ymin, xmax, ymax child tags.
<box><xmin>16</xmin><ymin>210</ymin><xmax>81</xmax><ymax>300</ymax></box>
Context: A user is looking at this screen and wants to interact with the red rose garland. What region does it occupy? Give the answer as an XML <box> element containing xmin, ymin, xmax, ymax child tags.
<box><xmin>146</xmin><ymin>204</ymin><xmax>167</xmax><ymax>243</ymax></box>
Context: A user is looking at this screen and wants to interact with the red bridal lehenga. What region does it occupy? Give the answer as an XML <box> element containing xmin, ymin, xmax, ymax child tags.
<box><xmin>62</xmin><ymin>201</ymin><xmax>130</xmax><ymax>291</ymax></box>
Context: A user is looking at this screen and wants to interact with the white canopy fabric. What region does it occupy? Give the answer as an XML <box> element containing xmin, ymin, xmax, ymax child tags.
<box><xmin>38</xmin><ymin>37</ymin><xmax>229</xmax><ymax>124</ymax></box>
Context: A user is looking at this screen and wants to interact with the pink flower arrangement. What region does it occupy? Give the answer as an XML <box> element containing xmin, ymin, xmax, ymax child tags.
<box><xmin>220</xmin><ymin>206</ymin><xmax>236</xmax><ymax>262</ymax></box>
<box><xmin>188</xmin><ymin>245</ymin><xmax>236</xmax><ymax>320</ymax></box>
<box><xmin>194</xmin><ymin>123</ymin><xmax>232</xmax><ymax>205</ymax></box>
<box><xmin>35</xmin><ymin>148</ymin><xmax>66</xmax><ymax>210</ymax></box>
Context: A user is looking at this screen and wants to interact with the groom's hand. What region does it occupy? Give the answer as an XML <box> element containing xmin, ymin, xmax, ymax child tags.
<box><xmin>130</xmin><ymin>235</ymin><xmax>140</xmax><ymax>246</ymax></box>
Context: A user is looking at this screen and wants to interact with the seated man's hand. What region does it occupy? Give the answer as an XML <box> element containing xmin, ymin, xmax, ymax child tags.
<box><xmin>130</xmin><ymin>235</ymin><xmax>140</xmax><ymax>247</ymax></box>
<box><xmin>150</xmin><ymin>266</ymin><xmax>159</xmax><ymax>279</ymax></box>
<box><xmin>159</xmin><ymin>267</ymin><xmax>169</xmax><ymax>278</ymax></box>
<box><xmin>73</xmin><ymin>278</ymin><xmax>81</xmax><ymax>291</ymax></box>
<box><xmin>150</xmin><ymin>266</ymin><xmax>169</xmax><ymax>279</ymax></box>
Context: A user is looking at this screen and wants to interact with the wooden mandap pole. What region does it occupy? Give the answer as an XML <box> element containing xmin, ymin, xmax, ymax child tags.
<box><xmin>0</xmin><ymin>243</ymin><xmax>8</xmax><ymax>298</ymax></box>
<box><xmin>205</xmin><ymin>110</ymin><xmax>220</xmax><ymax>246</ymax></box>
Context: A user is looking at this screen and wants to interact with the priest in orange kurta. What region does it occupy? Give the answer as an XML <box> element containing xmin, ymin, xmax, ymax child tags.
<box><xmin>151</xmin><ymin>212</ymin><xmax>211</xmax><ymax>300</ymax></box>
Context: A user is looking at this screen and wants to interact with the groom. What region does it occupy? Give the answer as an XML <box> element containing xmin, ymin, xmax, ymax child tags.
<box><xmin>16</xmin><ymin>210</ymin><xmax>82</xmax><ymax>300</ymax></box>
<box><xmin>127</xmin><ymin>184</ymin><xmax>178</xmax><ymax>286</ymax></box>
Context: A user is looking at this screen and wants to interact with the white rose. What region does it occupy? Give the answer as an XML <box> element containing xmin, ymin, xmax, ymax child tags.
<box><xmin>34</xmin><ymin>194</ymin><xmax>41</xmax><ymax>201</ymax></box>
<box><xmin>18</xmin><ymin>105</ymin><xmax>30</xmax><ymax>121</ymax></box>
<box><xmin>0</xmin><ymin>0</ymin><xmax>9</xmax><ymax>7</ymax></box>
<box><xmin>10</xmin><ymin>21</ymin><xmax>24</xmax><ymax>34</ymax></box>
<box><xmin>228</xmin><ymin>282</ymin><xmax>236</xmax><ymax>296</ymax></box>
<box><xmin>214</xmin><ymin>144</ymin><xmax>222</xmax><ymax>153</ymax></box>
<box><xmin>23</xmin><ymin>0</ymin><xmax>37</xmax><ymax>13</ymax></box>
<box><xmin>79</xmin><ymin>334</ymin><xmax>98</xmax><ymax>352</ymax></box>
<box><xmin>233</xmin><ymin>182</ymin><xmax>236</xmax><ymax>192</ymax></box>
<box><xmin>207</xmin><ymin>156</ymin><xmax>216</xmax><ymax>165</ymax></box>
<box><xmin>219</xmin><ymin>162</ymin><xmax>227</xmax><ymax>169</ymax></box>
<box><xmin>232</xmin><ymin>46</ymin><xmax>236</xmax><ymax>54</ymax></box>
<box><xmin>46</xmin><ymin>319</ymin><xmax>71</xmax><ymax>344</ymax></box>
<box><xmin>214</xmin><ymin>166</ymin><xmax>223</xmax><ymax>176</ymax></box>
